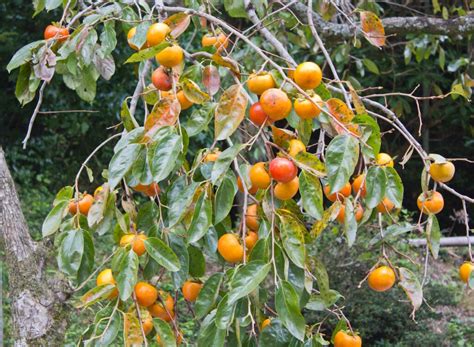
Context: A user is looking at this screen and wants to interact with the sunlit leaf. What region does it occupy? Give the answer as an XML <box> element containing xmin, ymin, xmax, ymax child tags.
<box><xmin>360</xmin><ymin>11</ymin><xmax>386</xmax><ymax>47</ymax></box>
<box><xmin>327</xmin><ymin>98</ymin><xmax>355</xmax><ymax>123</ymax></box>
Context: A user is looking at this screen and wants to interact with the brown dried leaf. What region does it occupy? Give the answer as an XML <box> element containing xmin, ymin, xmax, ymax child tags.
<box><xmin>203</xmin><ymin>65</ymin><xmax>220</xmax><ymax>96</ymax></box>
<box><xmin>163</xmin><ymin>13</ymin><xmax>191</xmax><ymax>38</ymax></box>
<box><xmin>327</xmin><ymin>98</ymin><xmax>355</xmax><ymax>123</ymax></box>
<box><xmin>360</xmin><ymin>11</ymin><xmax>386</xmax><ymax>47</ymax></box>
<box><xmin>212</xmin><ymin>54</ymin><xmax>240</xmax><ymax>79</ymax></box>
<box><xmin>215</xmin><ymin>84</ymin><xmax>247</xmax><ymax>140</ymax></box>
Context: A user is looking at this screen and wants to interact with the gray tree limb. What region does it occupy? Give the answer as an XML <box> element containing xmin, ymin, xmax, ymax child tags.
<box><xmin>0</xmin><ymin>147</ymin><xmax>70</xmax><ymax>346</ymax></box>
<box><xmin>286</xmin><ymin>1</ymin><xmax>474</xmax><ymax>40</ymax></box>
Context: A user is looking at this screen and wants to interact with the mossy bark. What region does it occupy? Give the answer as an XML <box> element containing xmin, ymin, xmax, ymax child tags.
<box><xmin>0</xmin><ymin>147</ymin><xmax>70</xmax><ymax>346</ymax></box>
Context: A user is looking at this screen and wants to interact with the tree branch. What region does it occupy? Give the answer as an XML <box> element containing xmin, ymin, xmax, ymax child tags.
<box><xmin>285</xmin><ymin>1</ymin><xmax>474</xmax><ymax>40</ymax></box>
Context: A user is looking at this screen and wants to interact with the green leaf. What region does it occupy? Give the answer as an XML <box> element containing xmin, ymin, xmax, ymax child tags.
<box><xmin>426</xmin><ymin>214</ymin><xmax>441</xmax><ymax>259</ymax></box>
<box><xmin>15</xmin><ymin>64</ymin><xmax>40</xmax><ymax>106</ymax></box>
<box><xmin>275</xmin><ymin>281</ymin><xmax>306</xmax><ymax>341</ymax></box>
<box><xmin>227</xmin><ymin>260</ymin><xmax>271</xmax><ymax>304</ymax></box>
<box><xmin>148</xmin><ymin>129</ymin><xmax>182</xmax><ymax>183</ymax></box>
<box><xmin>224</xmin><ymin>0</ymin><xmax>248</xmax><ymax>18</ymax></box>
<box><xmin>307</xmin><ymin>257</ymin><xmax>332</xmax><ymax>305</ymax></box>
<box><xmin>125</xmin><ymin>42</ymin><xmax>170</xmax><ymax>63</ymax></box>
<box><xmin>53</xmin><ymin>186</ymin><xmax>74</xmax><ymax>205</ymax></box>
<box><xmin>211</xmin><ymin>143</ymin><xmax>244</xmax><ymax>184</ymax></box>
<box><xmin>197</xmin><ymin>311</ymin><xmax>226</xmax><ymax>347</ymax></box>
<box><xmin>78</xmin><ymin>229</ymin><xmax>95</xmax><ymax>283</ymax></box>
<box><xmin>195</xmin><ymin>273</ymin><xmax>224</xmax><ymax>319</ymax></box>
<box><xmin>169</xmin><ymin>237</ymin><xmax>189</xmax><ymax>288</ymax></box>
<box><xmin>325</xmin><ymin>135</ymin><xmax>359</xmax><ymax>194</ymax></box>
<box><xmin>362</xmin><ymin>58</ymin><xmax>380</xmax><ymax>75</ymax></box>
<box><xmin>214</xmin><ymin>174</ymin><xmax>237</xmax><ymax>225</ymax></box>
<box><xmin>305</xmin><ymin>291</ymin><xmax>341</xmax><ymax>311</ymax></box>
<box><xmin>365</xmin><ymin>166</ymin><xmax>387</xmax><ymax>208</ymax></box>
<box><xmin>7</xmin><ymin>40</ymin><xmax>45</xmax><ymax>72</ymax></box>
<box><xmin>299</xmin><ymin>171</ymin><xmax>323</xmax><ymax>220</ymax></box>
<box><xmin>76</xmin><ymin>284</ymin><xmax>116</xmax><ymax>308</ymax></box>
<box><xmin>188</xmin><ymin>192</ymin><xmax>213</xmax><ymax>243</ymax></box>
<box><xmin>215</xmin><ymin>84</ymin><xmax>247</xmax><ymax>140</ymax></box>
<box><xmin>398</xmin><ymin>267</ymin><xmax>423</xmax><ymax>315</ymax></box>
<box><xmin>115</xmin><ymin>249</ymin><xmax>139</xmax><ymax>301</ymax></box>
<box><xmin>188</xmin><ymin>245</ymin><xmax>206</xmax><ymax>277</ymax></box>
<box><xmin>128</xmin><ymin>21</ymin><xmax>149</xmax><ymax>51</ymax></box>
<box><xmin>57</xmin><ymin>229</ymin><xmax>84</xmax><ymax>277</ymax></box>
<box><xmin>153</xmin><ymin>318</ymin><xmax>177</xmax><ymax>347</ymax></box>
<box><xmin>45</xmin><ymin>0</ymin><xmax>61</xmax><ymax>10</ymax></box>
<box><xmin>99</xmin><ymin>21</ymin><xmax>117</xmax><ymax>57</ymax></box>
<box><xmin>344</xmin><ymin>198</ymin><xmax>358</xmax><ymax>247</ymax></box>
<box><xmin>42</xmin><ymin>200</ymin><xmax>69</xmax><ymax>237</ymax></box>
<box><xmin>259</xmin><ymin>319</ymin><xmax>292</xmax><ymax>347</ymax></box>
<box><xmin>215</xmin><ymin>294</ymin><xmax>237</xmax><ymax>329</ymax></box>
<box><xmin>353</xmin><ymin>113</ymin><xmax>381</xmax><ymax>157</ymax></box>
<box><xmin>385</xmin><ymin>167</ymin><xmax>404</xmax><ymax>208</ymax></box>
<box><xmin>108</xmin><ymin>144</ymin><xmax>141</xmax><ymax>189</ymax></box>
<box><xmin>185</xmin><ymin>102</ymin><xmax>215</xmax><ymax>136</ymax></box>
<box><xmin>120</xmin><ymin>99</ymin><xmax>138</xmax><ymax>131</ymax></box>
<box><xmin>278</xmin><ymin>211</ymin><xmax>306</xmax><ymax>269</ymax></box>
<box><xmin>144</xmin><ymin>237</ymin><xmax>181</xmax><ymax>272</ymax></box>
<box><xmin>167</xmin><ymin>178</ymin><xmax>200</xmax><ymax>227</ymax></box>
<box><xmin>94</xmin><ymin>312</ymin><xmax>121</xmax><ymax>346</ymax></box>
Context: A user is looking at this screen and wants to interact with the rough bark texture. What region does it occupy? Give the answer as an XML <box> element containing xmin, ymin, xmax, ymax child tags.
<box><xmin>0</xmin><ymin>147</ymin><xmax>70</xmax><ymax>346</ymax></box>
<box><xmin>285</xmin><ymin>1</ymin><xmax>474</xmax><ymax>40</ymax></box>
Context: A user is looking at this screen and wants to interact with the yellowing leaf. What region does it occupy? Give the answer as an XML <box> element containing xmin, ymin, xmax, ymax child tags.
<box><xmin>215</xmin><ymin>84</ymin><xmax>247</xmax><ymax>140</ymax></box>
<box><xmin>327</xmin><ymin>98</ymin><xmax>355</xmax><ymax>123</ymax></box>
<box><xmin>212</xmin><ymin>54</ymin><xmax>240</xmax><ymax>79</ymax></box>
<box><xmin>347</xmin><ymin>83</ymin><xmax>366</xmax><ymax>115</ymax></box>
<box><xmin>271</xmin><ymin>126</ymin><xmax>297</xmax><ymax>147</ymax></box>
<box><xmin>144</xmin><ymin>98</ymin><xmax>181</xmax><ymax>137</ymax></box>
<box><xmin>124</xmin><ymin>311</ymin><xmax>143</xmax><ymax>346</ymax></box>
<box><xmin>310</xmin><ymin>201</ymin><xmax>341</xmax><ymax>238</ymax></box>
<box><xmin>398</xmin><ymin>267</ymin><xmax>423</xmax><ymax>318</ymax></box>
<box><xmin>182</xmin><ymin>79</ymin><xmax>209</xmax><ymax>104</ymax></box>
<box><xmin>163</xmin><ymin>13</ymin><xmax>191</xmax><ymax>38</ymax></box>
<box><xmin>360</xmin><ymin>11</ymin><xmax>386</xmax><ymax>47</ymax></box>
<box><xmin>203</xmin><ymin>65</ymin><xmax>220</xmax><ymax>96</ymax></box>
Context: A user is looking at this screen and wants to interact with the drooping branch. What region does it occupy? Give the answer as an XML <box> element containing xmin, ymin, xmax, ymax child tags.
<box><xmin>285</xmin><ymin>1</ymin><xmax>474</xmax><ymax>40</ymax></box>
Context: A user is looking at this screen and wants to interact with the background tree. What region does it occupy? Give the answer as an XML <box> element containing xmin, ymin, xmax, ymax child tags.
<box><xmin>0</xmin><ymin>2</ymin><xmax>472</xmax><ymax>346</ymax></box>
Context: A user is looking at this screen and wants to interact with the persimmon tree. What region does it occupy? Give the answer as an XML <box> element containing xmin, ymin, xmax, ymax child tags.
<box><xmin>6</xmin><ymin>0</ymin><xmax>474</xmax><ymax>345</ymax></box>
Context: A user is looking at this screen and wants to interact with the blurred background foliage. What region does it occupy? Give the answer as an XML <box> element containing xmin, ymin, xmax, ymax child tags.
<box><xmin>0</xmin><ymin>0</ymin><xmax>473</xmax><ymax>345</ymax></box>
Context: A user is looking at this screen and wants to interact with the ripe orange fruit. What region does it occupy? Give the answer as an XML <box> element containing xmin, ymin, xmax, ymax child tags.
<box><xmin>127</xmin><ymin>27</ymin><xmax>142</xmax><ymax>50</ymax></box>
<box><xmin>417</xmin><ymin>190</ymin><xmax>444</xmax><ymax>215</ymax></box>
<box><xmin>156</xmin><ymin>45</ymin><xmax>184</xmax><ymax>67</ymax></box>
<box><xmin>368</xmin><ymin>265</ymin><xmax>396</xmax><ymax>292</ymax></box>
<box><xmin>247</xmin><ymin>72</ymin><xmax>275</xmax><ymax>95</ymax></box>
<box><xmin>294</xmin><ymin>62</ymin><xmax>322</xmax><ymax>90</ymax></box>
<box><xmin>269</xmin><ymin>157</ymin><xmax>297</xmax><ymax>183</ymax></box>
<box><xmin>135</xmin><ymin>282</ymin><xmax>158</xmax><ymax>307</ymax></box>
<box><xmin>336</xmin><ymin>203</ymin><xmax>364</xmax><ymax>224</ymax></box>
<box><xmin>324</xmin><ymin>182</ymin><xmax>352</xmax><ymax>202</ymax></box>
<box><xmin>429</xmin><ymin>161</ymin><xmax>455</xmax><ymax>183</ymax></box>
<box><xmin>294</xmin><ymin>94</ymin><xmax>323</xmax><ymax>119</ymax></box>
<box><xmin>44</xmin><ymin>24</ymin><xmax>69</xmax><ymax>42</ymax></box>
<box><xmin>287</xmin><ymin>139</ymin><xmax>306</xmax><ymax>157</ymax></box>
<box><xmin>376</xmin><ymin>197</ymin><xmax>395</xmax><ymax>214</ymax></box>
<box><xmin>246</xmin><ymin>204</ymin><xmax>260</xmax><ymax>231</ymax></box>
<box><xmin>459</xmin><ymin>262</ymin><xmax>474</xmax><ymax>283</ymax></box>
<box><xmin>261</xmin><ymin>318</ymin><xmax>271</xmax><ymax>330</ymax></box>
<box><xmin>132</xmin><ymin>182</ymin><xmax>161</xmax><ymax>197</ymax></box>
<box><xmin>149</xmin><ymin>291</ymin><xmax>174</xmax><ymax>321</ymax></box>
<box><xmin>120</xmin><ymin>234</ymin><xmax>148</xmax><ymax>256</ymax></box>
<box><xmin>162</xmin><ymin>90</ymin><xmax>193</xmax><ymax>110</ymax></box>
<box><xmin>352</xmin><ymin>174</ymin><xmax>367</xmax><ymax>198</ymax></box>
<box><xmin>182</xmin><ymin>280</ymin><xmax>202</xmax><ymax>302</ymax></box>
<box><xmin>68</xmin><ymin>194</ymin><xmax>94</xmax><ymax>215</ymax></box>
<box><xmin>334</xmin><ymin>330</ymin><xmax>362</xmax><ymax>347</ymax></box>
<box><xmin>375</xmin><ymin>153</ymin><xmax>394</xmax><ymax>167</ymax></box>
<box><xmin>204</xmin><ymin>150</ymin><xmax>221</xmax><ymax>162</ymax></box>
<box><xmin>218</xmin><ymin>233</ymin><xmax>244</xmax><ymax>263</ymax></box>
<box><xmin>245</xmin><ymin>231</ymin><xmax>258</xmax><ymax>250</ymax></box>
<box><xmin>152</xmin><ymin>66</ymin><xmax>172</xmax><ymax>91</ymax></box>
<box><xmin>146</xmin><ymin>22</ymin><xmax>170</xmax><ymax>47</ymax></box>
<box><xmin>202</xmin><ymin>32</ymin><xmax>229</xmax><ymax>50</ymax></box>
<box><xmin>237</xmin><ymin>176</ymin><xmax>258</xmax><ymax>195</ymax></box>
<box><xmin>249</xmin><ymin>162</ymin><xmax>271</xmax><ymax>189</ymax></box>
<box><xmin>260</xmin><ymin>88</ymin><xmax>292</xmax><ymax>121</ymax></box>
<box><xmin>274</xmin><ymin>176</ymin><xmax>299</xmax><ymax>201</ymax></box>
<box><xmin>249</xmin><ymin>102</ymin><xmax>270</xmax><ymax>127</ymax></box>
<box><xmin>96</xmin><ymin>268</ymin><xmax>119</xmax><ymax>299</ymax></box>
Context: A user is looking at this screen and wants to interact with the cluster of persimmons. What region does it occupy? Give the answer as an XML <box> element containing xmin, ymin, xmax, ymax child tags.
<box><xmin>42</xmin><ymin>15</ymin><xmax>473</xmax><ymax>346</ymax></box>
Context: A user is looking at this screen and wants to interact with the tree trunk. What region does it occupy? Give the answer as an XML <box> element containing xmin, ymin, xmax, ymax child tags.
<box><xmin>0</xmin><ymin>147</ymin><xmax>70</xmax><ymax>346</ymax></box>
